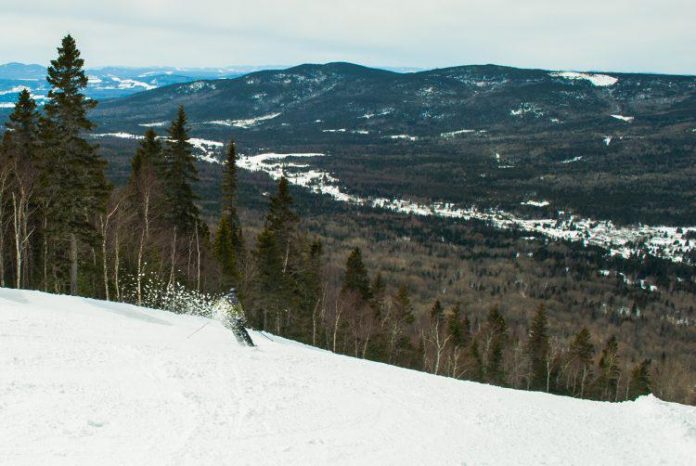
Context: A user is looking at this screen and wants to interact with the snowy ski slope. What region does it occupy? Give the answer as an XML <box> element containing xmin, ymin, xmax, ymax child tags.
<box><xmin>1</xmin><ymin>288</ymin><xmax>695</xmax><ymax>465</ymax></box>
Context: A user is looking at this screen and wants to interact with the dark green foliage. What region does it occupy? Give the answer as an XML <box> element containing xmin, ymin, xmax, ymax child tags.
<box><xmin>130</xmin><ymin>129</ymin><xmax>164</xmax><ymax>182</ymax></box>
<box><xmin>265</xmin><ymin>176</ymin><xmax>298</xmax><ymax>247</ymax></box>
<box><xmin>214</xmin><ymin>216</ymin><xmax>238</xmax><ymax>283</ymax></box>
<box><xmin>528</xmin><ymin>304</ymin><xmax>550</xmax><ymax>391</ymax></box>
<box><xmin>470</xmin><ymin>337</ymin><xmax>484</xmax><ymax>382</ymax></box>
<box><xmin>485</xmin><ymin>307</ymin><xmax>508</xmax><ymax>385</ymax></box>
<box><xmin>629</xmin><ymin>359</ymin><xmax>652</xmax><ymax>399</ymax></box>
<box><xmin>447</xmin><ymin>305</ymin><xmax>469</xmax><ymax>348</ymax></box>
<box><xmin>5</xmin><ymin>89</ymin><xmax>39</xmax><ymax>163</ymax></box>
<box><xmin>342</xmin><ymin>247</ymin><xmax>372</xmax><ymax>302</ymax></box>
<box><xmin>215</xmin><ymin>140</ymin><xmax>244</xmax><ymax>285</ymax></box>
<box><xmin>42</xmin><ymin>35</ymin><xmax>110</xmax><ymax>293</ymax></box>
<box><xmin>163</xmin><ymin>106</ymin><xmax>200</xmax><ymax>233</ymax></box>
<box><xmin>569</xmin><ymin>327</ymin><xmax>595</xmax><ymax>397</ymax></box>
<box><xmin>597</xmin><ymin>335</ymin><xmax>622</xmax><ymax>400</ymax></box>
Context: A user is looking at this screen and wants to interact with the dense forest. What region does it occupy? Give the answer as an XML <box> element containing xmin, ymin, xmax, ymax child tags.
<box><xmin>1</xmin><ymin>36</ymin><xmax>694</xmax><ymax>405</ymax></box>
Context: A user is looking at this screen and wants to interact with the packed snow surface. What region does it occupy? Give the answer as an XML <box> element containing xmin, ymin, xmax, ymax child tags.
<box><xmin>2</xmin><ymin>288</ymin><xmax>696</xmax><ymax>465</ymax></box>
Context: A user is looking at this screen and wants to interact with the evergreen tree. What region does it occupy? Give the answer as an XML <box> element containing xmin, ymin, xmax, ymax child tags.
<box><xmin>130</xmin><ymin>128</ymin><xmax>164</xmax><ymax>182</ymax></box>
<box><xmin>43</xmin><ymin>34</ymin><xmax>109</xmax><ymax>295</ymax></box>
<box><xmin>386</xmin><ymin>285</ymin><xmax>415</xmax><ymax>364</ymax></box>
<box><xmin>628</xmin><ymin>359</ymin><xmax>652</xmax><ymax>399</ymax></box>
<box><xmin>215</xmin><ymin>139</ymin><xmax>244</xmax><ymax>285</ymax></box>
<box><xmin>342</xmin><ymin>247</ymin><xmax>371</xmax><ymax>301</ymax></box>
<box><xmin>164</xmin><ymin>106</ymin><xmax>200</xmax><ymax>234</ymax></box>
<box><xmin>251</xmin><ymin>176</ymin><xmax>300</xmax><ymax>333</ymax></box>
<box><xmin>470</xmin><ymin>337</ymin><xmax>484</xmax><ymax>382</ymax></box>
<box><xmin>569</xmin><ymin>327</ymin><xmax>595</xmax><ymax>398</ymax></box>
<box><xmin>214</xmin><ymin>216</ymin><xmax>237</xmax><ymax>281</ymax></box>
<box><xmin>430</xmin><ymin>299</ymin><xmax>444</xmax><ymax>321</ymax></box>
<box><xmin>265</xmin><ymin>176</ymin><xmax>298</xmax><ymax>249</ymax></box>
<box><xmin>447</xmin><ymin>305</ymin><xmax>468</xmax><ymax>348</ymax></box>
<box><xmin>528</xmin><ymin>304</ymin><xmax>550</xmax><ymax>391</ymax></box>
<box><xmin>253</xmin><ymin>228</ymin><xmax>282</xmax><ymax>330</ymax></box>
<box><xmin>5</xmin><ymin>89</ymin><xmax>40</xmax><ymax>162</ymax></box>
<box><xmin>597</xmin><ymin>335</ymin><xmax>621</xmax><ymax>400</ymax></box>
<box><xmin>485</xmin><ymin>307</ymin><xmax>508</xmax><ymax>386</ymax></box>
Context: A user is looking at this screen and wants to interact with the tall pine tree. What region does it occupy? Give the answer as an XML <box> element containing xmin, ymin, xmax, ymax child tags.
<box><xmin>43</xmin><ymin>34</ymin><xmax>109</xmax><ymax>295</ymax></box>
<box><xmin>342</xmin><ymin>247</ymin><xmax>371</xmax><ymax>302</ymax></box>
<box><xmin>215</xmin><ymin>139</ymin><xmax>244</xmax><ymax>285</ymax></box>
<box><xmin>164</xmin><ymin>106</ymin><xmax>200</xmax><ymax>234</ymax></box>
<box><xmin>528</xmin><ymin>304</ymin><xmax>550</xmax><ymax>391</ymax></box>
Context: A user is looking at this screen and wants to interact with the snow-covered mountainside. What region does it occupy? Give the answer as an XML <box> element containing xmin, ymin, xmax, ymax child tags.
<box><xmin>2</xmin><ymin>288</ymin><xmax>695</xmax><ymax>465</ymax></box>
<box><xmin>0</xmin><ymin>63</ymin><xmax>273</xmax><ymax>106</ymax></box>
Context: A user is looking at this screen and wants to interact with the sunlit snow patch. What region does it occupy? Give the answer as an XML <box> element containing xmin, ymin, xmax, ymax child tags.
<box><xmin>522</xmin><ymin>200</ymin><xmax>550</xmax><ymax>207</ymax></box>
<box><xmin>207</xmin><ymin>113</ymin><xmax>281</xmax><ymax>129</ymax></box>
<box><xmin>550</xmin><ymin>71</ymin><xmax>618</xmax><ymax>87</ymax></box>
<box><xmin>0</xmin><ymin>85</ymin><xmax>31</xmax><ymax>96</ymax></box>
<box><xmin>138</xmin><ymin>121</ymin><xmax>168</xmax><ymax>128</ymax></box>
<box><xmin>389</xmin><ymin>134</ymin><xmax>418</xmax><ymax>141</ymax></box>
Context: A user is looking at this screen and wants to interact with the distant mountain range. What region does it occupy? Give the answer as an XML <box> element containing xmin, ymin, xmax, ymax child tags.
<box><xmin>89</xmin><ymin>62</ymin><xmax>696</xmax><ymax>138</ymax></box>
<box><xmin>0</xmin><ymin>63</ymin><xmax>286</xmax><ymax>108</ymax></box>
<box><xmin>83</xmin><ymin>62</ymin><xmax>696</xmax><ymax>231</ymax></box>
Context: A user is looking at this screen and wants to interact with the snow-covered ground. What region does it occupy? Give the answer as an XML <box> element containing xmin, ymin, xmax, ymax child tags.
<box><xmin>2</xmin><ymin>287</ymin><xmax>695</xmax><ymax>465</ymax></box>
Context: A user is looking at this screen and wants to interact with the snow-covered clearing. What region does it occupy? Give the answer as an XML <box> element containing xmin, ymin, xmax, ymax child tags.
<box><xmin>237</xmin><ymin>152</ymin><xmax>696</xmax><ymax>263</ymax></box>
<box><xmin>138</xmin><ymin>121</ymin><xmax>168</xmax><ymax>128</ymax></box>
<box><xmin>206</xmin><ymin>113</ymin><xmax>281</xmax><ymax>129</ymax></box>
<box><xmin>550</xmin><ymin>71</ymin><xmax>619</xmax><ymax>87</ymax></box>
<box><xmin>2</xmin><ymin>288</ymin><xmax>695</xmax><ymax>465</ymax></box>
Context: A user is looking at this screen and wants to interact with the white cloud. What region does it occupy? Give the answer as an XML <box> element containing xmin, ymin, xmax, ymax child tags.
<box><xmin>1</xmin><ymin>1</ymin><xmax>694</xmax><ymax>74</ymax></box>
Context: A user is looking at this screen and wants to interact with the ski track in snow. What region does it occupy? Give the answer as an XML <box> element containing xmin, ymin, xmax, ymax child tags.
<box><xmin>2</xmin><ymin>288</ymin><xmax>696</xmax><ymax>465</ymax></box>
<box><xmin>90</xmin><ymin>132</ymin><xmax>696</xmax><ymax>264</ymax></box>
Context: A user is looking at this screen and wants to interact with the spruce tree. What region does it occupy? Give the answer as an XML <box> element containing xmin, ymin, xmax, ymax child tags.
<box><xmin>215</xmin><ymin>139</ymin><xmax>244</xmax><ymax>285</ymax></box>
<box><xmin>342</xmin><ymin>247</ymin><xmax>372</xmax><ymax>302</ymax></box>
<box><xmin>5</xmin><ymin>89</ymin><xmax>40</xmax><ymax>162</ymax></box>
<box><xmin>485</xmin><ymin>307</ymin><xmax>508</xmax><ymax>386</ymax></box>
<box><xmin>570</xmin><ymin>327</ymin><xmax>594</xmax><ymax>398</ymax></box>
<box><xmin>528</xmin><ymin>304</ymin><xmax>550</xmax><ymax>391</ymax></box>
<box><xmin>164</xmin><ymin>105</ymin><xmax>200</xmax><ymax>234</ymax></box>
<box><xmin>266</xmin><ymin>176</ymin><xmax>298</xmax><ymax>247</ymax></box>
<box><xmin>628</xmin><ymin>359</ymin><xmax>652</xmax><ymax>399</ymax></box>
<box><xmin>470</xmin><ymin>337</ymin><xmax>484</xmax><ymax>382</ymax></box>
<box><xmin>597</xmin><ymin>335</ymin><xmax>621</xmax><ymax>400</ymax></box>
<box><xmin>253</xmin><ymin>228</ymin><xmax>282</xmax><ymax>330</ymax></box>
<box><xmin>43</xmin><ymin>34</ymin><xmax>109</xmax><ymax>295</ymax></box>
<box><xmin>214</xmin><ymin>216</ymin><xmax>237</xmax><ymax>281</ymax></box>
<box><xmin>130</xmin><ymin>128</ymin><xmax>164</xmax><ymax>182</ymax></box>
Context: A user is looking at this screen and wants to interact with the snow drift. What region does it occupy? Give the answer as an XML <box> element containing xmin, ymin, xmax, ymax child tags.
<box><xmin>1</xmin><ymin>288</ymin><xmax>695</xmax><ymax>465</ymax></box>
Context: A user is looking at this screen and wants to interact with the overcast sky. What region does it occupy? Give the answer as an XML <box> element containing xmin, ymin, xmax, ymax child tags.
<box><xmin>2</xmin><ymin>0</ymin><xmax>694</xmax><ymax>74</ymax></box>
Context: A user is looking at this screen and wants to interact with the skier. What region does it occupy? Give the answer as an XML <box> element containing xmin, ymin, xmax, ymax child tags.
<box><xmin>213</xmin><ymin>288</ymin><xmax>254</xmax><ymax>346</ymax></box>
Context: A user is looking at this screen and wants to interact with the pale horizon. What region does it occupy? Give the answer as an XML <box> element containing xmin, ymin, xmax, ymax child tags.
<box><xmin>2</xmin><ymin>1</ymin><xmax>694</xmax><ymax>75</ymax></box>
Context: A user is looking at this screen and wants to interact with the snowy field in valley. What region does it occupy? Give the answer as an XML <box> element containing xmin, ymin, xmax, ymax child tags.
<box><xmin>2</xmin><ymin>288</ymin><xmax>696</xmax><ymax>465</ymax></box>
<box><xmin>91</xmin><ymin>132</ymin><xmax>696</xmax><ymax>264</ymax></box>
